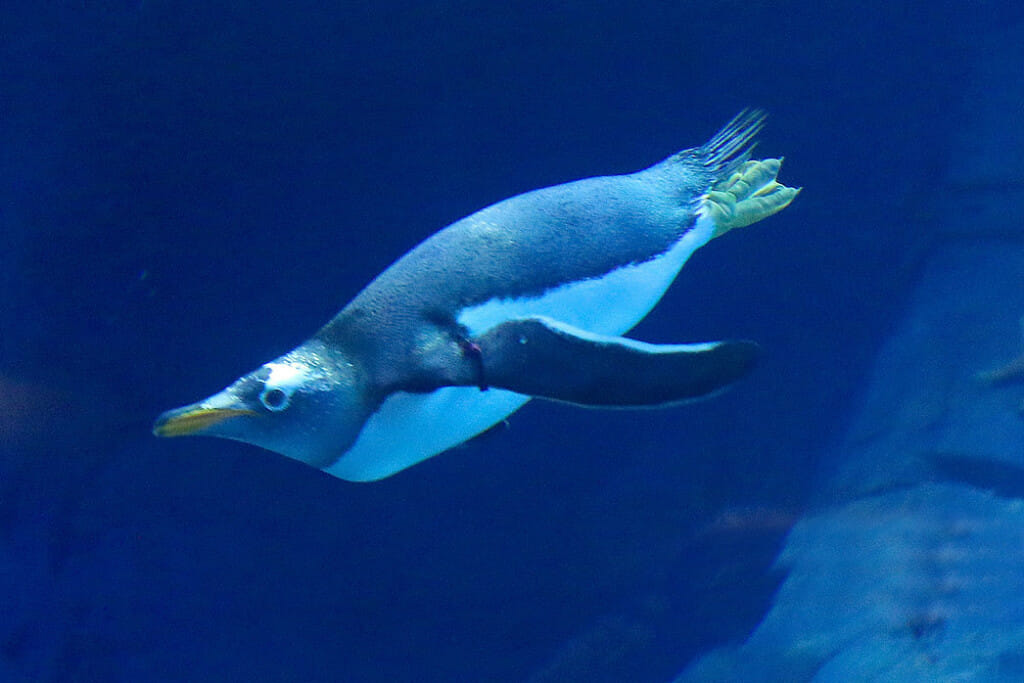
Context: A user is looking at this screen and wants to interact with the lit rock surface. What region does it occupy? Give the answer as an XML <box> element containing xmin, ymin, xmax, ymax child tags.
<box><xmin>676</xmin><ymin>23</ymin><xmax>1024</xmax><ymax>683</ymax></box>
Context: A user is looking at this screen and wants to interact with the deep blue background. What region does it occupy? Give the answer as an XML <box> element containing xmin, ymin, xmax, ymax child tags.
<box><xmin>2</xmin><ymin>1</ymin><xmax>1018</xmax><ymax>681</ymax></box>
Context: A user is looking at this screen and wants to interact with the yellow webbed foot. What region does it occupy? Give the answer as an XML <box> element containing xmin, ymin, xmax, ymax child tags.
<box><xmin>705</xmin><ymin>158</ymin><xmax>800</xmax><ymax>238</ymax></box>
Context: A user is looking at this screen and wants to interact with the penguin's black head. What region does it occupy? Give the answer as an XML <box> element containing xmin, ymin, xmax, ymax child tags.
<box><xmin>153</xmin><ymin>339</ymin><xmax>373</xmax><ymax>470</ymax></box>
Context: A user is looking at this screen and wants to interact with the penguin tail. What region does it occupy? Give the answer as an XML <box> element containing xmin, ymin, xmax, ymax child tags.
<box><xmin>699</xmin><ymin>108</ymin><xmax>766</xmax><ymax>177</ymax></box>
<box><xmin>693</xmin><ymin>112</ymin><xmax>799</xmax><ymax>236</ymax></box>
<box><xmin>663</xmin><ymin>110</ymin><xmax>799</xmax><ymax>238</ymax></box>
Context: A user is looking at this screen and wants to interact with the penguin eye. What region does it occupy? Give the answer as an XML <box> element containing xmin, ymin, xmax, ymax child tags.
<box><xmin>259</xmin><ymin>386</ymin><xmax>290</xmax><ymax>412</ymax></box>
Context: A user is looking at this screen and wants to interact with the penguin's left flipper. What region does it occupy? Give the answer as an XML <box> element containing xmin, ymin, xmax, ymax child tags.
<box><xmin>706</xmin><ymin>158</ymin><xmax>801</xmax><ymax>238</ymax></box>
<box><xmin>474</xmin><ymin>317</ymin><xmax>758</xmax><ymax>407</ymax></box>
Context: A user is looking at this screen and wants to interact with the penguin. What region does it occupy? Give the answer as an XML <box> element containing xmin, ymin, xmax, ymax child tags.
<box><xmin>154</xmin><ymin>110</ymin><xmax>799</xmax><ymax>481</ymax></box>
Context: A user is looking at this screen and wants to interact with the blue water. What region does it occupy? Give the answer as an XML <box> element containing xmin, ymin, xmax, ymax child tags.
<box><xmin>2</xmin><ymin>2</ymin><xmax>1022</xmax><ymax>681</ymax></box>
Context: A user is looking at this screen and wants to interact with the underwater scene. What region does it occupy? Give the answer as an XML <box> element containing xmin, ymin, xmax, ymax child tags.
<box><xmin>3</xmin><ymin>2</ymin><xmax>1024</xmax><ymax>681</ymax></box>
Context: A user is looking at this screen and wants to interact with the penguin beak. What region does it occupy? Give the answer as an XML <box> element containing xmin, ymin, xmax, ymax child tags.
<box><xmin>152</xmin><ymin>405</ymin><xmax>255</xmax><ymax>437</ymax></box>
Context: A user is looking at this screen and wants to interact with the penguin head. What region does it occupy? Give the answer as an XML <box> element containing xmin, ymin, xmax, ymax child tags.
<box><xmin>153</xmin><ymin>339</ymin><xmax>372</xmax><ymax>470</ymax></box>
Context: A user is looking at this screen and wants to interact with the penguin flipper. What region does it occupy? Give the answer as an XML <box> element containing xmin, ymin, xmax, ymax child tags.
<box><xmin>474</xmin><ymin>317</ymin><xmax>758</xmax><ymax>407</ymax></box>
<box><xmin>705</xmin><ymin>158</ymin><xmax>801</xmax><ymax>238</ymax></box>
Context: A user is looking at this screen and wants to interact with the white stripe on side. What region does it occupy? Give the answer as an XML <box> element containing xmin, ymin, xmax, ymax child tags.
<box><xmin>457</xmin><ymin>212</ymin><xmax>717</xmax><ymax>338</ymax></box>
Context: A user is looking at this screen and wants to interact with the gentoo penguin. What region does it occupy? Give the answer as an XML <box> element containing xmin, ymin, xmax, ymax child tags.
<box><xmin>154</xmin><ymin>110</ymin><xmax>799</xmax><ymax>481</ymax></box>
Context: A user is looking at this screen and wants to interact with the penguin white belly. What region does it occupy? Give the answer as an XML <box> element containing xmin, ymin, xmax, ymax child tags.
<box><xmin>325</xmin><ymin>213</ymin><xmax>716</xmax><ymax>481</ymax></box>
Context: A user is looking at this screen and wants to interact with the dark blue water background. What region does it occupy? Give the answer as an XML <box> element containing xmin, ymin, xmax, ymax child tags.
<box><xmin>2</xmin><ymin>1</ymin><xmax>1019</xmax><ymax>680</ymax></box>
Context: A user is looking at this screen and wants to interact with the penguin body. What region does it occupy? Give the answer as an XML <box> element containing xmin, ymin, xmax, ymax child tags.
<box><xmin>154</xmin><ymin>111</ymin><xmax>799</xmax><ymax>481</ymax></box>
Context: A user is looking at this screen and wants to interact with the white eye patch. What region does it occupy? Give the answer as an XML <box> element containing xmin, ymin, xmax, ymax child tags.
<box><xmin>259</xmin><ymin>362</ymin><xmax>309</xmax><ymax>412</ymax></box>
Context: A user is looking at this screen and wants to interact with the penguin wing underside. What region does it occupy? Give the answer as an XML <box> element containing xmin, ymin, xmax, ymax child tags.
<box><xmin>476</xmin><ymin>317</ymin><xmax>759</xmax><ymax>407</ymax></box>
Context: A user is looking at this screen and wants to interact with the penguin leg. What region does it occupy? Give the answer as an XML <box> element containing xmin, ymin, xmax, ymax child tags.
<box><xmin>705</xmin><ymin>158</ymin><xmax>801</xmax><ymax>238</ymax></box>
<box><xmin>472</xmin><ymin>317</ymin><xmax>758</xmax><ymax>407</ymax></box>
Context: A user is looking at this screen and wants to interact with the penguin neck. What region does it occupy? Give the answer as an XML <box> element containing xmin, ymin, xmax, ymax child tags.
<box><xmin>313</xmin><ymin>304</ymin><xmax>422</xmax><ymax>397</ymax></box>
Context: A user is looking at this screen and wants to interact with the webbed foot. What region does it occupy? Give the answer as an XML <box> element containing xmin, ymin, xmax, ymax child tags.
<box><xmin>705</xmin><ymin>158</ymin><xmax>800</xmax><ymax>237</ymax></box>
